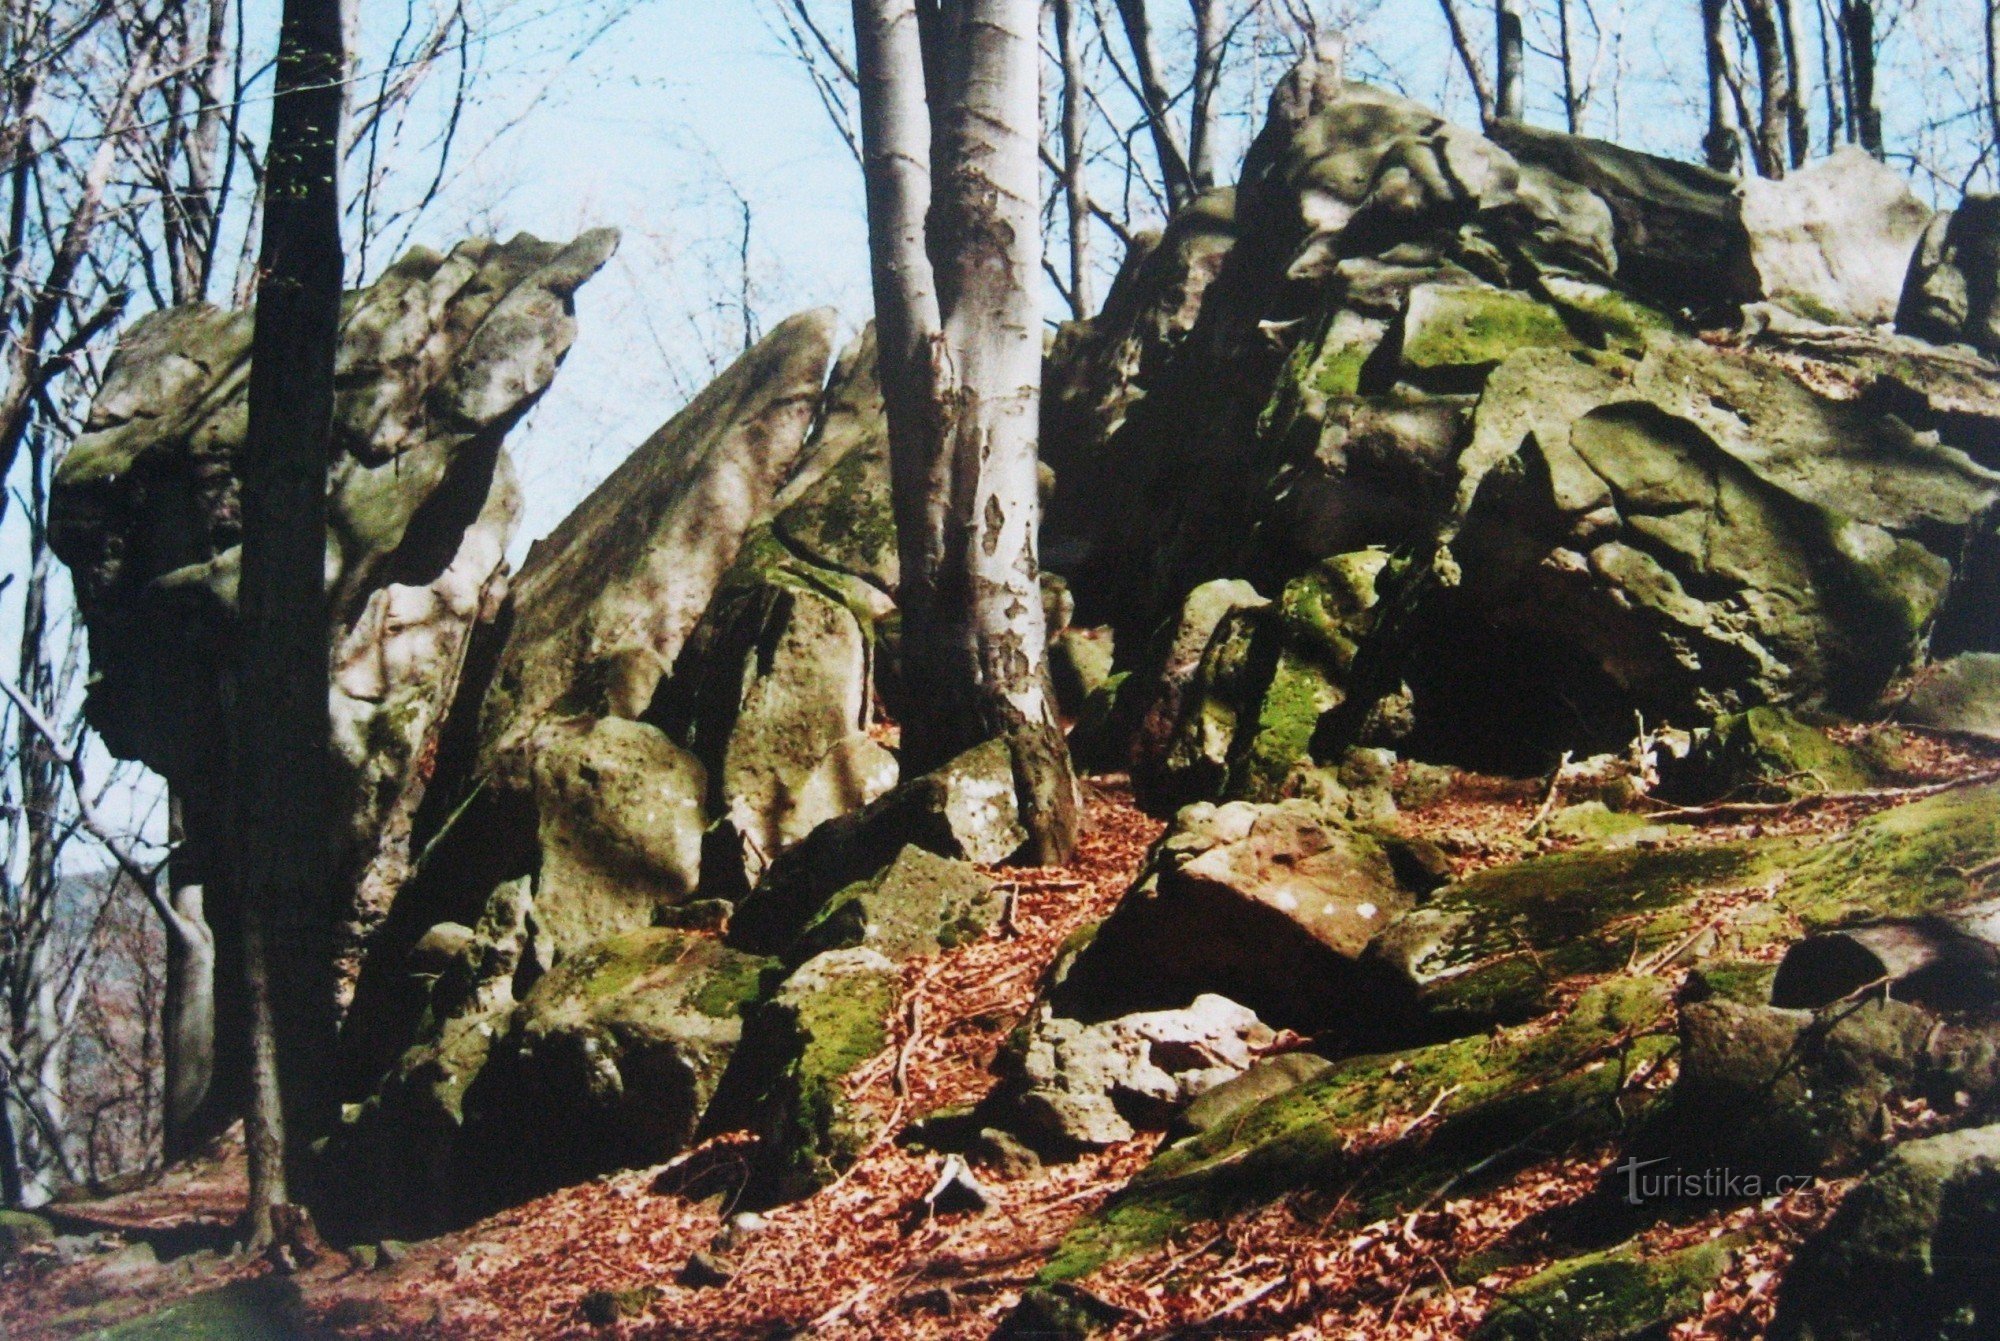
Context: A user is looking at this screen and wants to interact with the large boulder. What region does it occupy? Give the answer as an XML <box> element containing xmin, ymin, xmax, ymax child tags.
<box><xmin>1738</xmin><ymin>147</ymin><xmax>1933</xmax><ymax>327</ymax></box>
<box><xmin>1773</xmin><ymin>1123</ymin><xmax>2000</xmax><ymax>1340</ymax></box>
<box><xmin>1900</xmin><ymin>653</ymin><xmax>2000</xmax><ymax>741</ymax></box>
<box><xmin>49</xmin><ymin>230</ymin><xmax>617</xmax><ymax>1008</ymax></box>
<box><xmin>1050</xmin><ymin>798</ymin><xmax>1421</xmax><ymax>1034</ymax></box>
<box><xmin>526</xmin><ymin>717</ymin><xmax>708</xmax><ymax>953</ymax></box>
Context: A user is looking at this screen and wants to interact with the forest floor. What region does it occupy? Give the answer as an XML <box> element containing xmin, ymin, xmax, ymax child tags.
<box><xmin>5</xmin><ymin>731</ymin><xmax>1999</xmax><ymax>1340</ymax></box>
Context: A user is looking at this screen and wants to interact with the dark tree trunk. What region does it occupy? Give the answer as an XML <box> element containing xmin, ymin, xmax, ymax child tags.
<box><xmin>1496</xmin><ymin>0</ymin><xmax>1525</xmax><ymax>121</ymax></box>
<box><xmin>1842</xmin><ymin>0</ymin><xmax>1880</xmax><ymax>157</ymax></box>
<box><xmin>1741</xmin><ymin>0</ymin><xmax>1792</xmax><ymax>176</ymax></box>
<box><xmin>233</xmin><ymin>0</ymin><xmax>343</xmax><ymax>1244</ymax></box>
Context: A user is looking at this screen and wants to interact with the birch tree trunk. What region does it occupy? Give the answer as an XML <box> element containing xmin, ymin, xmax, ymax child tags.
<box><xmin>162</xmin><ymin>798</ymin><xmax>217</xmax><ymax>1162</ymax></box>
<box><xmin>1052</xmin><ymin>0</ymin><xmax>1093</xmax><ymax>318</ymax></box>
<box><xmin>853</xmin><ymin>0</ymin><xmax>1080</xmax><ymax>863</ymax></box>
<box><xmin>1496</xmin><ymin>0</ymin><xmax>1525</xmax><ymax>121</ymax></box>
<box><xmin>234</xmin><ymin>0</ymin><xmax>345</xmax><ymax>1245</ymax></box>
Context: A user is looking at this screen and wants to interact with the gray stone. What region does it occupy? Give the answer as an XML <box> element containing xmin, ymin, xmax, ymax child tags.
<box><xmin>1011</xmin><ymin>994</ymin><xmax>1277</xmax><ymax>1148</ymax></box>
<box><xmin>528</xmin><ymin>717</ymin><xmax>708</xmax><ymax>953</ymax></box>
<box><xmin>1053</xmin><ymin>799</ymin><xmax>1418</xmax><ymax>1032</ymax></box>
<box><xmin>1899</xmin><ymin>195</ymin><xmax>2000</xmax><ymax>356</ymax></box>
<box><xmin>1901</xmin><ymin>654</ymin><xmax>2000</xmax><ymax>741</ymax></box>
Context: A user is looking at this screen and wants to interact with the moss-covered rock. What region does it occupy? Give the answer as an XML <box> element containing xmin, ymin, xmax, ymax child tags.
<box><xmin>1675</xmin><ymin>706</ymin><xmax>1884</xmax><ymax>801</ymax></box>
<box><xmin>1043</xmin><ymin>978</ymin><xmax>1675</xmax><ymax>1282</ymax></box>
<box><xmin>1900</xmin><ymin>654</ymin><xmax>2000</xmax><ymax>742</ymax></box>
<box><xmin>1473</xmin><ymin>1235</ymin><xmax>1738</xmax><ymax>1340</ymax></box>
<box><xmin>729</xmin><ymin>738</ymin><xmax>1025</xmax><ymax>955</ymax></box>
<box><xmin>1664</xmin><ymin>996</ymin><xmax>1933</xmax><ymax>1176</ymax></box>
<box><xmin>735</xmin><ymin>947</ymin><xmax>903</xmax><ymax>1204</ymax></box>
<box><xmin>1772</xmin><ymin>1122</ymin><xmax>2000</xmax><ymax>1340</ymax></box>
<box><xmin>791</xmin><ymin>844</ymin><xmax>1001</xmax><ymax>966</ymax></box>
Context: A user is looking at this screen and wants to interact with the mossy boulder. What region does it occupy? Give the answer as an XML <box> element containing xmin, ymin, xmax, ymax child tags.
<box><xmin>1674</xmin><ymin>705</ymin><xmax>1883</xmax><ymax>801</ymax></box>
<box><xmin>1773</xmin><ymin>1122</ymin><xmax>2000</xmax><ymax>1340</ymax></box>
<box><xmin>527</xmin><ymin>716</ymin><xmax>708</xmax><ymax>955</ymax></box>
<box><xmin>791</xmin><ymin>844</ymin><xmax>1000</xmax><ymax>966</ymax></box>
<box><xmin>733</xmin><ymin>947</ymin><xmax>903</xmax><ymax>1204</ymax></box>
<box><xmin>1130</xmin><ymin>580</ymin><xmax>1270</xmax><ymax>804</ymax></box>
<box><xmin>1901</xmin><ymin>654</ymin><xmax>2000</xmax><ymax>742</ymax></box>
<box><xmin>465</xmin><ymin>929</ymin><xmax>774</xmax><ymax>1205</ymax></box>
<box><xmin>1473</xmin><ymin>1235</ymin><xmax>1738</xmax><ymax>1341</ymax></box>
<box><xmin>1664</xmin><ymin>996</ymin><xmax>1934</xmax><ymax>1176</ymax></box>
<box><xmin>729</xmin><ymin>738</ymin><xmax>1025</xmax><ymax>954</ymax></box>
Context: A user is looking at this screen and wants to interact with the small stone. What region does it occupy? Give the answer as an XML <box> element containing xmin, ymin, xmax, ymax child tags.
<box><xmin>969</xmin><ymin>1127</ymin><xmax>1043</xmax><ymax>1180</ymax></box>
<box><xmin>377</xmin><ymin>1239</ymin><xmax>410</xmax><ymax>1266</ymax></box>
<box><xmin>348</xmin><ymin>1243</ymin><xmax>379</xmax><ymax>1272</ymax></box>
<box><xmin>679</xmin><ymin>1249</ymin><xmax>736</xmax><ymax>1288</ymax></box>
<box><xmin>581</xmin><ymin>1285</ymin><xmax>660</xmax><ymax>1323</ymax></box>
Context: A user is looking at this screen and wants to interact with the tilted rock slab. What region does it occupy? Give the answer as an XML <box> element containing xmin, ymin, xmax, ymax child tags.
<box><xmin>473</xmin><ymin>307</ymin><xmax>837</xmax><ymax>777</ymax></box>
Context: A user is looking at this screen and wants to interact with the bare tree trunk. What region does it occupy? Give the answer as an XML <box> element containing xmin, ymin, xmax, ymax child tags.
<box><xmin>1819</xmin><ymin>0</ymin><xmax>1844</xmax><ymax>150</ymax></box>
<box><xmin>234</xmin><ymin>0</ymin><xmax>344</xmax><ymax>1246</ymax></box>
<box><xmin>1111</xmin><ymin>0</ymin><xmax>1195</xmax><ymax>209</ymax></box>
<box><xmin>1052</xmin><ymin>0</ymin><xmax>1093</xmax><ymax>318</ymax></box>
<box><xmin>1496</xmin><ymin>0</ymin><xmax>1525</xmax><ymax>121</ymax></box>
<box><xmin>1187</xmin><ymin>0</ymin><xmax>1223</xmax><ymax>193</ymax></box>
<box><xmin>1437</xmin><ymin>0</ymin><xmax>1497</xmax><ymax>125</ymax></box>
<box><xmin>853</xmin><ymin>0</ymin><xmax>1080</xmax><ymax>863</ymax></box>
<box><xmin>179</xmin><ymin>0</ymin><xmax>232</xmax><ymax>302</ymax></box>
<box><xmin>1556</xmin><ymin>0</ymin><xmax>1579</xmax><ymax>131</ymax></box>
<box><xmin>1740</xmin><ymin>0</ymin><xmax>1792</xmax><ymax>176</ymax></box>
<box><xmin>1841</xmin><ymin>0</ymin><xmax>1880</xmax><ymax>157</ymax></box>
<box><xmin>1702</xmin><ymin>0</ymin><xmax>1743</xmax><ymax>171</ymax></box>
<box><xmin>1776</xmin><ymin>0</ymin><xmax>1811</xmax><ymax>167</ymax></box>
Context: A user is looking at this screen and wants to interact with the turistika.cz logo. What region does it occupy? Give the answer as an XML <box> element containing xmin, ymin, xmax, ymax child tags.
<box><xmin>1614</xmin><ymin>1156</ymin><xmax>1813</xmax><ymax>1205</ymax></box>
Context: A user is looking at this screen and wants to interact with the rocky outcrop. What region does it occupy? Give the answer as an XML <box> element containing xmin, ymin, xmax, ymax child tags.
<box><xmin>1041</xmin><ymin>52</ymin><xmax>2000</xmax><ymax>802</ymax></box>
<box><xmin>1900</xmin><ymin>653</ymin><xmax>2000</xmax><ymax>741</ymax></box>
<box><xmin>50</xmin><ymin>229</ymin><xmax>618</xmax><ymax>1006</ymax></box>
<box><xmin>650</xmin><ymin>329</ymin><xmax>899</xmax><ymax>889</ymax></box>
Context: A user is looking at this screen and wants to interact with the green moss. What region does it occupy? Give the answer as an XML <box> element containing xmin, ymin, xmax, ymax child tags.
<box><xmin>775</xmin><ymin>440</ymin><xmax>897</xmax><ymax>583</ymax></box>
<box><xmin>1699</xmin><ymin>705</ymin><xmax>1882</xmax><ymax>799</ymax></box>
<box><xmin>690</xmin><ymin>952</ymin><xmax>770</xmax><ymax>1019</ymax></box>
<box><xmin>1473</xmin><ymin>1236</ymin><xmax>1737</xmax><ymax>1340</ymax></box>
<box><xmin>90</xmin><ymin>1278</ymin><xmax>308</xmax><ymax>1339</ymax></box>
<box><xmin>1401</xmin><ymin>285</ymin><xmax>1666</xmax><ymax>384</ymax></box>
<box><xmin>755</xmin><ymin>956</ymin><xmax>902</xmax><ymax>1201</ymax></box>
<box><xmin>1228</xmin><ymin>649</ymin><xmax>1340</xmax><ymax>802</ymax></box>
<box><xmin>1779</xmin><ymin>783</ymin><xmax>2000</xmax><ymax>930</ymax></box>
<box><xmin>1042</xmin><ymin>980</ymin><xmax>1674</xmax><ymax>1282</ymax></box>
